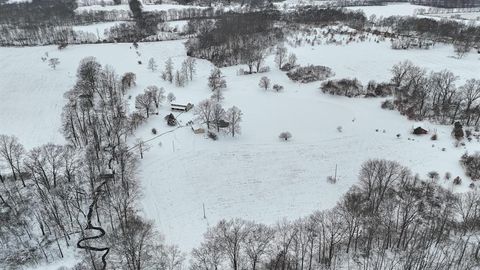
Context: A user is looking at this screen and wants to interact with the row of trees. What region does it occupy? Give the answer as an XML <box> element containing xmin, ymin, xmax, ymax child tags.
<box><xmin>191</xmin><ymin>159</ymin><xmax>480</xmax><ymax>270</ymax></box>
<box><xmin>161</xmin><ymin>57</ymin><xmax>197</xmax><ymax>87</ymax></box>
<box><xmin>390</xmin><ymin>60</ymin><xmax>480</xmax><ymax>126</ymax></box>
<box><xmin>377</xmin><ymin>15</ymin><xmax>480</xmax><ymax>45</ymax></box>
<box><xmin>0</xmin><ymin>57</ymin><xmax>185</xmax><ymax>269</ymax></box>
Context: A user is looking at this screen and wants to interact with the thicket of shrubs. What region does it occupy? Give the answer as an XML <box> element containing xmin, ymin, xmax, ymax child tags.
<box><xmin>287</xmin><ymin>65</ymin><xmax>334</xmax><ymax>83</ymax></box>
<box><xmin>461</xmin><ymin>152</ymin><xmax>480</xmax><ymax>180</ymax></box>
<box><xmin>321</xmin><ymin>78</ymin><xmax>363</xmax><ymax>97</ymax></box>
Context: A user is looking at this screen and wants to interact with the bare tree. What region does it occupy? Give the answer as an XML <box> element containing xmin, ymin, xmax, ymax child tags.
<box><xmin>0</xmin><ymin>135</ymin><xmax>25</xmax><ymax>186</ymax></box>
<box><xmin>244</xmin><ymin>222</ymin><xmax>274</xmax><ymax>270</ymax></box>
<box><xmin>167</xmin><ymin>92</ymin><xmax>176</xmax><ymax>103</ymax></box>
<box><xmin>212</xmin><ymin>103</ymin><xmax>226</xmax><ymax>132</ymax></box>
<box><xmin>211</xmin><ymin>88</ymin><xmax>224</xmax><ymax>102</ymax></box>
<box><xmin>48</xmin><ymin>58</ymin><xmax>60</xmax><ymax>70</ymax></box>
<box><xmin>460</xmin><ymin>79</ymin><xmax>480</xmax><ymax>125</ymax></box>
<box><xmin>191</xmin><ymin>229</ymin><xmax>223</xmax><ymax>270</ymax></box>
<box><xmin>121</xmin><ymin>72</ymin><xmax>137</xmax><ymax>93</ymax></box>
<box><xmin>275</xmin><ymin>44</ymin><xmax>288</xmax><ymax>69</ymax></box>
<box><xmin>454</xmin><ymin>41</ymin><xmax>472</xmax><ymax>58</ymax></box>
<box><xmin>135</xmin><ymin>92</ymin><xmax>154</xmax><ymax>118</ymax></box>
<box><xmin>287</xmin><ymin>53</ymin><xmax>297</xmax><ymax>66</ymax></box>
<box><xmin>208</xmin><ymin>68</ymin><xmax>227</xmax><ymax>92</ymax></box>
<box><xmin>145</xmin><ymin>85</ymin><xmax>165</xmax><ymax>109</ymax></box>
<box><xmin>162</xmin><ymin>58</ymin><xmax>174</xmax><ymax>83</ymax></box>
<box><xmin>184</xmin><ymin>57</ymin><xmax>197</xmax><ymax>81</ymax></box>
<box><xmin>279</xmin><ymin>132</ymin><xmax>292</xmax><ymax>141</ymax></box>
<box><xmin>226</xmin><ymin>106</ymin><xmax>242</xmax><ymax>137</ymax></box>
<box><xmin>147</xmin><ymin>57</ymin><xmax>158</xmax><ymax>72</ymax></box>
<box><xmin>213</xmin><ymin>219</ymin><xmax>248</xmax><ymax>270</ymax></box>
<box><xmin>195</xmin><ymin>99</ymin><xmax>215</xmax><ymax>129</ymax></box>
<box><xmin>391</xmin><ymin>60</ymin><xmax>415</xmax><ymax>88</ymax></box>
<box><xmin>259</xmin><ymin>76</ymin><xmax>271</xmax><ymax>91</ymax></box>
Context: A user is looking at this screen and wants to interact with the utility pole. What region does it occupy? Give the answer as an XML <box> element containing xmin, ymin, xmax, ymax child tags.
<box><xmin>203</xmin><ymin>203</ymin><xmax>206</xmax><ymax>219</ymax></box>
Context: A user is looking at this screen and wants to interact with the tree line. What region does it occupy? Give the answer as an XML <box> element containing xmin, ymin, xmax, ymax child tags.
<box><xmin>0</xmin><ymin>57</ymin><xmax>185</xmax><ymax>269</ymax></box>
<box><xmin>387</xmin><ymin>60</ymin><xmax>480</xmax><ymax>126</ymax></box>
<box><xmin>191</xmin><ymin>159</ymin><xmax>480</xmax><ymax>270</ymax></box>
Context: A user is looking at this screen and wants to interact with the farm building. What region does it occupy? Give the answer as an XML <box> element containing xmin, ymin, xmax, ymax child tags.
<box><xmin>171</xmin><ymin>103</ymin><xmax>194</xmax><ymax>112</ymax></box>
<box><xmin>413</xmin><ymin>127</ymin><xmax>428</xmax><ymax>135</ymax></box>
<box><xmin>191</xmin><ymin>124</ymin><xmax>205</xmax><ymax>134</ymax></box>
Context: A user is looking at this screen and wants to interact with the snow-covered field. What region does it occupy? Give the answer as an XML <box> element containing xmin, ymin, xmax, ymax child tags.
<box><xmin>72</xmin><ymin>21</ymin><xmax>128</xmax><ymax>39</ymax></box>
<box><xmin>75</xmin><ymin>3</ymin><xmax>206</xmax><ymax>13</ymax></box>
<box><xmin>346</xmin><ymin>2</ymin><xmax>430</xmax><ymax>17</ymax></box>
<box><xmin>425</xmin><ymin>11</ymin><xmax>480</xmax><ymax>23</ymax></box>
<box><xmin>1</xmin><ymin>37</ymin><xmax>480</xmax><ymax>254</ymax></box>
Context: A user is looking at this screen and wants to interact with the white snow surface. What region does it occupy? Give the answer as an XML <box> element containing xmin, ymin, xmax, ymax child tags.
<box><xmin>1</xmin><ymin>38</ymin><xmax>480</xmax><ymax>258</ymax></box>
<box><xmin>72</xmin><ymin>21</ymin><xmax>128</xmax><ymax>39</ymax></box>
<box><xmin>346</xmin><ymin>2</ymin><xmax>430</xmax><ymax>18</ymax></box>
<box><xmin>75</xmin><ymin>3</ymin><xmax>206</xmax><ymax>13</ymax></box>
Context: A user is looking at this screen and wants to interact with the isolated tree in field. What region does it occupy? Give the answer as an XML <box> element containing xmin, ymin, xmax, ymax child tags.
<box><xmin>135</xmin><ymin>92</ymin><xmax>154</xmax><ymax>118</ymax></box>
<box><xmin>275</xmin><ymin>44</ymin><xmax>288</xmax><ymax>69</ymax></box>
<box><xmin>49</xmin><ymin>58</ymin><xmax>60</xmax><ymax>70</ymax></box>
<box><xmin>259</xmin><ymin>76</ymin><xmax>271</xmax><ymax>91</ymax></box>
<box><xmin>167</xmin><ymin>92</ymin><xmax>176</xmax><ymax>103</ymax></box>
<box><xmin>226</xmin><ymin>106</ymin><xmax>242</xmax><ymax>137</ymax></box>
<box><xmin>147</xmin><ymin>57</ymin><xmax>158</xmax><ymax>72</ymax></box>
<box><xmin>279</xmin><ymin>132</ymin><xmax>292</xmax><ymax>141</ymax></box>
<box><xmin>212</xmin><ymin>103</ymin><xmax>226</xmax><ymax>132</ymax></box>
<box><xmin>184</xmin><ymin>57</ymin><xmax>197</xmax><ymax>81</ymax></box>
<box><xmin>162</xmin><ymin>58</ymin><xmax>174</xmax><ymax>83</ymax></box>
<box><xmin>195</xmin><ymin>99</ymin><xmax>215</xmax><ymax>129</ymax></box>
<box><xmin>208</xmin><ymin>67</ymin><xmax>227</xmax><ymax>92</ymax></box>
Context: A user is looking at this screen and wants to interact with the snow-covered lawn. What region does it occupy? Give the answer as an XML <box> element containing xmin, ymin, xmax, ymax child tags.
<box><xmin>1</xmin><ymin>37</ymin><xmax>480</xmax><ymax>254</ymax></box>
<box><xmin>72</xmin><ymin>21</ymin><xmax>128</xmax><ymax>39</ymax></box>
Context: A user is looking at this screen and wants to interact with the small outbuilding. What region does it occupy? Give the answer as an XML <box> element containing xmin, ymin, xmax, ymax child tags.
<box><xmin>164</xmin><ymin>113</ymin><xmax>177</xmax><ymax>126</ymax></box>
<box><xmin>171</xmin><ymin>103</ymin><xmax>194</xmax><ymax>112</ymax></box>
<box><xmin>191</xmin><ymin>124</ymin><xmax>205</xmax><ymax>134</ymax></box>
<box><xmin>217</xmin><ymin>120</ymin><xmax>230</xmax><ymax>128</ymax></box>
<box><xmin>413</xmin><ymin>127</ymin><xmax>428</xmax><ymax>135</ymax></box>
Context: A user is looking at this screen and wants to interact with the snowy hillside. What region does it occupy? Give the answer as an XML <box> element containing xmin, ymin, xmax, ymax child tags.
<box><xmin>2</xmin><ymin>2</ymin><xmax>480</xmax><ymax>268</ymax></box>
<box><xmin>1</xmin><ymin>37</ymin><xmax>479</xmax><ymax>254</ymax></box>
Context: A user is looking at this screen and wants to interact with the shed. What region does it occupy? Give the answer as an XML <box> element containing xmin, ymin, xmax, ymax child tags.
<box><xmin>217</xmin><ymin>120</ymin><xmax>230</xmax><ymax>128</ymax></box>
<box><xmin>171</xmin><ymin>103</ymin><xmax>194</xmax><ymax>112</ymax></box>
<box><xmin>413</xmin><ymin>127</ymin><xmax>428</xmax><ymax>135</ymax></box>
<box><xmin>191</xmin><ymin>124</ymin><xmax>205</xmax><ymax>134</ymax></box>
<box><xmin>164</xmin><ymin>113</ymin><xmax>177</xmax><ymax>126</ymax></box>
